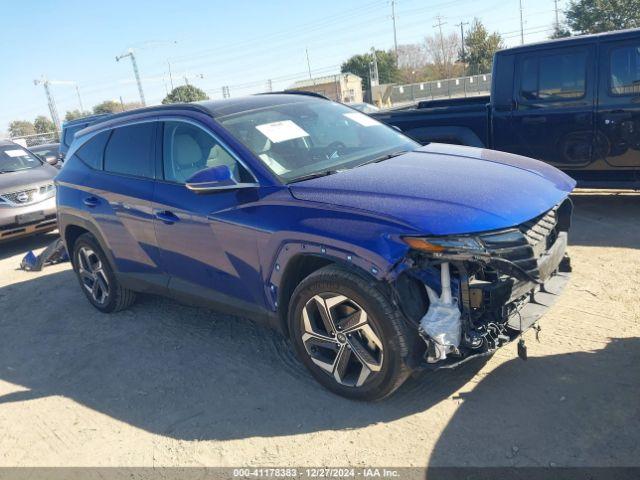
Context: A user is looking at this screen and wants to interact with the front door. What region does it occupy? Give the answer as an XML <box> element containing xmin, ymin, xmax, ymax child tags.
<box><xmin>510</xmin><ymin>45</ymin><xmax>596</xmax><ymax>170</ymax></box>
<box><xmin>595</xmin><ymin>38</ymin><xmax>640</xmax><ymax>179</ymax></box>
<box><xmin>152</xmin><ymin>119</ymin><xmax>266</xmax><ymax>312</ymax></box>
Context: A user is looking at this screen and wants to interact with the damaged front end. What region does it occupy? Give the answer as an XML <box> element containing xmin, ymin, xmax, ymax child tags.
<box><xmin>394</xmin><ymin>199</ymin><xmax>573</xmax><ymax>369</ymax></box>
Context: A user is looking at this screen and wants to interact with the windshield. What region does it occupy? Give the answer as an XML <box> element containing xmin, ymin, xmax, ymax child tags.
<box><xmin>217</xmin><ymin>99</ymin><xmax>419</xmax><ymax>182</ymax></box>
<box><xmin>0</xmin><ymin>145</ymin><xmax>43</xmax><ymax>173</ymax></box>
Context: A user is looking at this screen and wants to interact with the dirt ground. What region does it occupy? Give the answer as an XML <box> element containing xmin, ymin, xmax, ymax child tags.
<box><xmin>0</xmin><ymin>191</ymin><xmax>638</xmax><ymax>469</ymax></box>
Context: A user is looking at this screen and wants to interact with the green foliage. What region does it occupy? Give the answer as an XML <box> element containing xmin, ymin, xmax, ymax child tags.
<box><xmin>8</xmin><ymin>120</ymin><xmax>36</xmax><ymax>138</ymax></box>
<box><xmin>34</xmin><ymin>115</ymin><xmax>56</xmax><ymax>134</ymax></box>
<box><xmin>162</xmin><ymin>85</ymin><xmax>209</xmax><ymax>104</ymax></box>
<box><xmin>341</xmin><ymin>50</ymin><xmax>399</xmax><ymax>86</ymax></box>
<box><xmin>93</xmin><ymin>100</ymin><xmax>124</xmax><ymax>114</ymax></box>
<box><xmin>463</xmin><ymin>19</ymin><xmax>503</xmax><ymax>75</ymax></box>
<box><xmin>566</xmin><ymin>0</ymin><xmax>640</xmax><ymax>34</ymax></box>
<box><xmin>92</xmin><ymin>100</ymin><xmax>141</xmax><ymax>114</ymax></box>
<box><xmin>550</xmin><ymin>23</ymin><xmax>572</xmax><ymax>38</ymax></box>
<box><xmin>64</xmin><ymin>110</ymin><xmax>93</xmax><ymax>122</ymax></box>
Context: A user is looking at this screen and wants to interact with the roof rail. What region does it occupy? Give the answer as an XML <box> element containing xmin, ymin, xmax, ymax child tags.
<box><xmin>257</xmin><ymin>90</ymin><xmax>330</xmax><ymax>100</ymax></box>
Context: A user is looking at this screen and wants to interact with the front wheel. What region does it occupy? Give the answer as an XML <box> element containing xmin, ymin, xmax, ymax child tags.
<box><xmin>288</xmin><ymin>265</ymin><xmax>416</xmax><ymax>400</ymax></box>
<box><xmin>72</xmin><ymin>233</ymin><xmax>136</xmax><ymax>313</ymax></box>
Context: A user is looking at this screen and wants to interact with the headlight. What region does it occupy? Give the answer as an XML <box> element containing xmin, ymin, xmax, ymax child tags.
<box><xmin>402</xmin><ymin>235</ymin><xmax>487</xmax><ymax>256</ymax></box>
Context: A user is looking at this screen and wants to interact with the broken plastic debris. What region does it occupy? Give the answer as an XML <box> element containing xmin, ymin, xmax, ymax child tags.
<box><xmin>419</xmin><ymin>262</ymin><xmax>461</xmax><ymax>362</ymax></box>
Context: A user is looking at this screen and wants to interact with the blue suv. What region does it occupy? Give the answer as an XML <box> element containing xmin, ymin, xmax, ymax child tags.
<box><xmin>56</xmin><ymin>94</ymin><xmax>575</xmax><ymax>400</ymax></box>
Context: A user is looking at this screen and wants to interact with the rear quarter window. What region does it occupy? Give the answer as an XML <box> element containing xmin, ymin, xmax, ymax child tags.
<box><xmin>75</xmin><ymin>131</ymin><xmax>111</xmax><ymax>170</ymax></box>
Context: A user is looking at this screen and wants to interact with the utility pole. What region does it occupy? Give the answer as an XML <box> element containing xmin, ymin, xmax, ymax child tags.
<box><xmin>266</xmin><ymin>79</ymin><xmax>273</xmax><ymax>92</ymax></box>
<box><xmin>391</xmin><ymin>0</ymin><xmax>399</xmax><ymax>67</ymax></box>
<box><xmin>116</xmin><ymin>49</ymin><xmax>146</xmax><ymax>106</ymax></box>
<box><xmin>75</xmin><ymin>84</ymin><xmax>84</xmax><ymax>112</ymax></box>
<box><xmin>433</xmin><ymin>15</ymin><xmax>448</xmax><ymax>78</ymax></box>
<box><xmin>222</xmin><ymin>86</ymin><xmax>230</xmax><ymax>99</ymax></box>
<box><xmin>553</xmin><ymin>0</ymin><xmax>560</xmax><ymax>29</ymax></box>
<box><xmin>33</xmin><ymin>76</ymin><xmax>61</xmax><ymax>132</ymax></box>
<box><xmin>370</xmin><ymin>47</ymin><xmax>380</xmax><ymax>87</ymax></box>
<box><xmin>519</xmin><ymin>0</ymin><xmax>525</xmax><ymax>45</ymax></box>
<box><xmin>456</xmin><ymin>21</ymin><xmax>469</xmax><ymax>73</ymax></box>
<box><xmin>305</xmin><ymin>48</ymin><xmax>315</xmax><ymax>84</ymax></box>
<box><xmin>167</xmin><ymin>61</ymin><xmax>175</xmax><ymax>91</ymax></box>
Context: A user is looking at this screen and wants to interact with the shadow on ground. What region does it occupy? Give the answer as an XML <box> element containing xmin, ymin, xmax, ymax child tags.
<box><xmin>0</xmin><ymin>231</ymin><xmax>59</xmax><ymax>261</ymax></box>
<box><xmin>569</xmin><ymin>193</ymin><xmax>640</xmax><ymax>248</ymax></box>
<box><xmin>0</xmin><ymin>269</ymin><xmax>488</xmax><ymax>441</ymax></box>
<box><xmin>428</xmin><ymin>337</ymin><xmax>640</xmax><ymax>468</ymax></box>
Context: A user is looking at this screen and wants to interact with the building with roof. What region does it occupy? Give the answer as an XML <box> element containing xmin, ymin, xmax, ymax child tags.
<box><xmin>290</xmin><ymin>73</ymin><xmax>363</xmax><ymax>103</ymax></box>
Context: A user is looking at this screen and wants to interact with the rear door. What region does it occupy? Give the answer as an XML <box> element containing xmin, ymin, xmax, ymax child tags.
<box><xmin>595</xmin><ymin>38</ymin><xmax>640</xmax><ymax>177</ymax></box>
<box><xmin>80</xmin><ymin>121</ymin><xmax>165</xmax><ymax>286</ymax></box>
<box><xmin>510</xmin><ymin>44</ymin><xmax>596</xmax><ymax>168</ymax></box>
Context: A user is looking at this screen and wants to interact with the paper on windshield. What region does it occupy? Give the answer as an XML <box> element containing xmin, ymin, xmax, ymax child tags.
<box><xmin>256</xmin><ymin>120</ymin><xmax>309</xmax><ymax>143</ymax></box>
<box><xmin>5</xmin><ymin>149</ymin><xmax>28</xmax><ymax>158</ymax></box>
<box><xmin>343</xmin><ymin>112</ymin><xmax>380</xmax><ymax>127</ymax></box>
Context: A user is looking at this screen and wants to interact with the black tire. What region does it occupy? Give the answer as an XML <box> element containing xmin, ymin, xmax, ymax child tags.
<box><xmin>71</xmin><ymin>233</ymin><xmax>136</xmax><ymax>313</ymax></box>
<box><xmin>288</xmin><ymin>265</ymin><xmax>416</xmax><ymax>401</ymax></box>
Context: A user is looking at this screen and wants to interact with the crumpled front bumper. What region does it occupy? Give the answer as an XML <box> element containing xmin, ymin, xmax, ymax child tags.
<box><xmin>416</xmin><ymin>231</ymin><xmax>572</xmax><ymax>371</ymax></box>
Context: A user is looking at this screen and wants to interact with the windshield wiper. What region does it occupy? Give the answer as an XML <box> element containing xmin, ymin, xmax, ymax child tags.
<box><xmin>287</xmin><ymin>169</ymin><xmax>340</xmax><ymax>184</ymax></box>
<box><xmin>355</xmin><ymin>150</ymin><xmax>409</xmax><ymax>168</ymax></box>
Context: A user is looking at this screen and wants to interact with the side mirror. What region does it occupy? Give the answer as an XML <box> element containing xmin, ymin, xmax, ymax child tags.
<box><xmin>44</xmin><ymin>155</ymin><xmax>59</xmax><ymax>166</ymax></box>
<box><xmin>185</xmin><ymin>165</ymin><xmax>257</xmax><ymax>193</ymax></box>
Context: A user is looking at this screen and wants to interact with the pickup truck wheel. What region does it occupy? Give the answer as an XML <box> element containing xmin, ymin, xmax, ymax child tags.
<box><xmin>71</xmin><ymin>233</ymin><xmax>136</xmax><ymax>313</ymax></box>
<box><xmin>288</xmin><ymin>265</ymin><xmax>414</xmax><ymax>401</ymax></box>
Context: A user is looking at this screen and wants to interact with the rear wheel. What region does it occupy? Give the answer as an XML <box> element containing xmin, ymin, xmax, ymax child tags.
<box><xmin>288</xmin><ymin>265</ymin><xmax>416</xmax><ymax>400</ymax></box>
<box><xmin>72</xmin><ymin>233</ymin><xmax>136</xmax><ymax>313</ymax></box>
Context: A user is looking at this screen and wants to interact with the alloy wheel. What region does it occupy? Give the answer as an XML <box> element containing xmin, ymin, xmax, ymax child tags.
<box><xmin>301</xmin><ymin>293</ymin><xmax>384</xmax><ymax>387</ymax></box>
<box><xmin>77</xmin><ymin>247</ymin><xmax>110</xmax><ymax>305</ymax></box>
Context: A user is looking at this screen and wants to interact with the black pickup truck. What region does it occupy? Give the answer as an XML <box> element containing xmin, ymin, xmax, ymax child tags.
<box><xmin>373</xmin><ymin>28</ymin><xmax>640</xmax><ymax>188</ymax></box>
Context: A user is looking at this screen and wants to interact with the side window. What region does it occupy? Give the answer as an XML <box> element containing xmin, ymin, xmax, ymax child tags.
<box><xmin>610</xmin><ymin>45</ymin><xmax>640</xmax><ymax>95</ymax></box>
<box><xmin>104</xmin><ymin>123</ymin><xmax>156</xmax><ymax>178</ymax></box>
<box><xmin>75</xmin><ymin>131</ymin><xmax>110</xmax><ymax>170</ymax></box>
<box><xmin>519</xmin><ymin>51</ymin><xmax>587</xmax><ymax>101</ymax></box>
<box><xmin>162</xmin><ymin>121</ymin><xmax>252</xmax><ymax>184</ymax></box>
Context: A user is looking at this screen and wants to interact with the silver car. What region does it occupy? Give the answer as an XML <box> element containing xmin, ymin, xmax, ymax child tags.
<box><xmin>0</xmin><ymin>140</ymin><xmax>58</xmax><ymax>242</ymax></box>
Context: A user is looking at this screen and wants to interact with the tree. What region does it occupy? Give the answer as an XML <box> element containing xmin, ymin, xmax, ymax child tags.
<box><xmin>396</xmin><ymin>43</ymin><xmax>429</xmax><ymax>83</ymax></box>
<box><xmin>565</xmin><ymin>0</ymin><xmax>640</xmax><ymax>34</ymax></box>
<box><xmin>8</xmin><ymin>120</ymin><xmax>36</xmax><ymax>138</ymax></box>
<box><xmin>341</xmin><ymin>49</ymin><xmax>399</xmax><ymax>86</ymax></box>
<box><xmin>93</xmin><ymin>100</ymin><xmax>124</xmax><ymax>114</ymax></box>
<box><xmin>550</xmin><ymin>23</ymin><xmax>572</xmax><ymax>38</ymax></box>
<box><xmin>34</xmin><ymin>115</ymin><xmax>56</xmax><ymax>134</ymax></box>
<box><xmin>64</xmin><ymin>109</ymin><xmax>92</xmax><ymax>122</ymax></box>
<box><xmin>462</xmin><ymin>19</ymin><xmax>503</xmax><ymax>75</ymax></box>
<box><xmin>162</xmin><ymin>84</ymin><xmax>209</xmax><ymax>104</ymax></box>
<box><xmin>425</xmin><ymin>31</ymin><xmax>461</xmax><ymax>79</ymax></box>
<box><xmin>92</xmin><ymin>100</ymin><xmax>142</xmax><ymax>115</ymax></box>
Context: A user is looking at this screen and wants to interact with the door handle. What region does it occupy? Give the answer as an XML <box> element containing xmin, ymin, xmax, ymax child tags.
<box><xmin>522</xmin><ymin>116</ymin><xmax>547</xmax><ymax>124</ymax></box>
<box><xmin>83</xmin><ymin>196</ymin><xmax>99</xmax><ymax>208</ymax></box>
<box><xmin>155</xmin><ymin>210</ymin><xmax>180</xmax><ymax>225</ymax></box>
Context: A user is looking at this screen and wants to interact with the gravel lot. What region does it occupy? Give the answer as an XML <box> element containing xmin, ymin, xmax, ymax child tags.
<box><xmin>0</xmin><ymin>191</ymin><xmax>638</xmax><ymax>469</ymax></box>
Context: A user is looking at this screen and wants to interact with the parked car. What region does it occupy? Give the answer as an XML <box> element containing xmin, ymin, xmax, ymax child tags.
<box><xmin>373</xmin><ymin>28</ymin><xmax>640</xmax><ymax>188</ymax></box>
<box><xmin>56</xmin><ymin>93</ymin><xmax>574</xmax><ymax>400</ymax></box>
<box><xmin>30</xmin><ymin>142</ymin><xmax>61</xmax><ymax>168</ymax></box>
<box><xmin>0</xmin><ymin>140</ymin><xmax>58</xmax><ymax>242</ymax></box>
<box><xmin>59</xmin><ymin>113</ymin><xmax>110</xmax><ymax>161</ymax></box>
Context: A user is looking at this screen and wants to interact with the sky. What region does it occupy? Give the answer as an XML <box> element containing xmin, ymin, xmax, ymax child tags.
<box><xmin>0</xmin><ymin>0</ymin><xmax>565</xmax><ymax>134</ymax></box>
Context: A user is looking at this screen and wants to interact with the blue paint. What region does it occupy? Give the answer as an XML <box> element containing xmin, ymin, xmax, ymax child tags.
<box><xmin>56</xmin><ymin>94</ymin><xmax>573</xmax><ymax>318</ymax></box>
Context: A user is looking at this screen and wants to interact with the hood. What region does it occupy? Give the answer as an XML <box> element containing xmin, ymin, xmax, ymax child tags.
<box><xmin>289</xmin><ymin>144</ymin><xmax>575</xmax><ymax>235</ymax></box>
<box><xmin>0</xmin><ymin>164</ymin><xmax>58</xmax><ymax>193</ymax></box>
